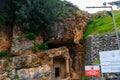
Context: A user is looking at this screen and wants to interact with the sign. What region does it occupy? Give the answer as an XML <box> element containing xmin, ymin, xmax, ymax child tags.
<box><xmin>99</xmin><ymin>50</ymin><xmax>120</xmax><ymax>73</ymax></box>
<box><xmin>85</xmin><ymin>65</ymin><xmax>100</xmax><ymax>76</ymax></box>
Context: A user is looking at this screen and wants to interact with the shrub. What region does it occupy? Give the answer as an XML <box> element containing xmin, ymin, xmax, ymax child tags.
<box><xmin>31</xmin><ymin>46</ymin><xmax>37</xmax><ymax>52</ymax></box>
<box><xmin>15</xmin><ymin>0</ymin><xmax>58</xmax><ymax>33</ymax></box>
<box><xmin>94</xmin><ymin>59</ymin><xmax>100</xmax><ymax>64</ymax></box>
<box><xmin>82</xmin><ymin>77</ymin><xmax>90</xmax><ymax>80</ymax></box>
<box><xmin>38</xmin><ymin>43</ymin><xmax>48</xmax><ymax>51</ymax></box>
<box><xmin>31</xmin><ymin>42</ymin><xmax>48</xmax><ymax>52</ymax></box>
<box><xmin>25</xmin><ymin>32</ymin><xmax>37</xmax><ymax>40</ymax></box>
<box><xmin>0</xmin><ymin>50</ymin><xmax>7</xmax><ymax>58</ymax></box>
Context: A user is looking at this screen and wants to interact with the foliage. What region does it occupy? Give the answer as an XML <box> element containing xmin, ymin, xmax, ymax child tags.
<box><xmin>25</xmin><ymin>32</ymin><xmax>37</xmax><ymax>40</ymax></box>
<box><xmin>0</xmin><ymin>0</ymin><xmax>58</xmax><ymax>32</ymax></box>
<box><xmin>0</xmin><ymin>0</ymin><xmax>80</xmax><ymax>33</ymax></box>
<box><xmin>0</xmin><ymin>50</ymin><xmax>7</xmax><ymax>58</ymax></box>
<box><xmin>31</xmin><ymin>46</ymin><xmax>38</xmax><ymax>52</ymax></box>
<box><xmin>0</xmin><ymin>0</ymin><xmax>16</xmax><ymax>28</ymax></box>
<box><xmin>31</xmin><ymin>42</ymin><xmax>48</xmax><ymax>52</ymax></box>
<box><xmin>84</xmin><ymin>10</ymin><xmax>120</xmax><ymax>38</ymax></box>
<box><xmin>56</xmin><ymin>1</ymin><xmax>79</xmax><ymax>18</ymax></box>
<box><xmin>38</xmin><ymin>43</ymin><xmax>48</xmax><ymax>51</ymax></box>
<box><xmin>93</xmin><ymin>59</ymin><xmax>100</xmax><ymax>64</ymax></box>
<box><xmin>15</xmin><ymin>0</ymin><xmax>79</xmax><ymax>32</ymax></box>
<box><xmin>31</xmin><ymin>42</ymin><xmax>39</xmax><ymax>52</ymax></box>
<box><xmin>14</xmin><ymin>76</ymin><xmax>22</xmax><ymax>80</ymax></box>
<box><xmin>82</xmin><ymin>77</ymin><xmax>90</xmax><ymax>80</ymax></box>
<box><xmin>0</xmin><ymin>13</ymin><xmax>6</xmax><ymax>28</ymax></box>
<box><xmin>15</xmin><ymin>0</ymin><xmax>58</xmax><ymax>33</ymax></box>
<box><xmin>4</xmin><ymin>57</ymin><xmax>12</xmax><ymax>71</ymax></box>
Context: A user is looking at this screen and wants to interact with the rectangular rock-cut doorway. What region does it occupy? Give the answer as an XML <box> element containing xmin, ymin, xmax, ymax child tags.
<box><xmin>53</xmin><ymin>56</ymin><xmax>66</xmax><ymax>79</ymax></box>
<box><xmin>55</xmin><ymin>67</ymin><xmax>60</xmax><ymax>77</ymax></box>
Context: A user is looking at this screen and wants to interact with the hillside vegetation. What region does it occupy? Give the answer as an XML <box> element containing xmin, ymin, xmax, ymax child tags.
<box><xmin>0</xmin><ymin>0</ymin><xmax>79</xmax><ymax>33</ymax></box>
<box><xmin>84</xmin><ymin>10</ymin><xmax>120</xmax><ymax>38</ymax></box>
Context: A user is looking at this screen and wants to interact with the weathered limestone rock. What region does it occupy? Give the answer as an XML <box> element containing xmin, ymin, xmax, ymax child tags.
<box><xmin>0</xmin><ymin>60</ymin><xmax>6</xmax><ymax>74</ymax></box>
<box><xmin>12</xmin><ymin>26</ymin><xmax>22</xmax><ymax>39</ymax></box>
<box><xmin>0</xmin><ymin>31</ymin><xmax>10</xmax><ymax>51</ymax></box>
<box><xmin>0</xmin><ymin>8</ymin><xmax>90</xmax><ymax>80</ymax></box>
<box><xmin>46</xmin><ymin>10</ymin><xmax>89</xmax><ymax>44</ymax></box>
<box><xmin>12</xmin><ymin>54</ymin><xmax>39</xmax><ymax>69</ymax></box>
<box><xmin>10</xmin><ymin>38</ymin><xmax>34</xmax><ymax>55</ymax></box>
<box><xmin>11</xmin><ymin>26</ymin><xmax>43</xmax><ymax>55</ymax></box>
<box><xmin>0</xmin><ymin>24</ymin><xmax>84</xmax><ymax>79</ymax></box>
<box><xmin>71</xmin><ymin>72</ymin><xmax>80</xmax><ymax>79</ymax></box>
<box><xmin>0</xmin><ymin>21</ymin><xmax>85</xmax><ymax>80</ymax></box>
<box><xmin>73</xmin><ymin>27</ymin><xmax>83</xmax><ymax>44</ymax></box>
<box><xmin>0</xmin><ymin>72</ymin><xmax>8</xmax><ymax>80</ymax></box>
<box><xmin>39</xmin><ymin>11</ymin><xmax>88</xmax><ymax>79</ymax></box>
<box><xmin>11</xmin><ymin>26</ymin><xmax>34</xmax><ymax>55</ymax></box>
<box><xmin>9</xmin><ymin>70</ymin><xmax>16</xmax><ymax>79</ymax></box>
<box><xmin>0</xmin><ymin>46</ymin><xmax>73</xmax><ymax>79</ymax></box>
<box><xmin>0</xmin><ymin>54</ymin><xmax>39</xmax><ymax>74</ymax></box>
<box><xmin>17</xmin><ymin>64</ymin><xmax>51</xmax><ymax>80</ymax></box>
<box><xmin>70</xmin><ymin>44</ymin><xmax>84</xmax><ymax>52</ymax></box>
<box><xmin>37</xmin><ymin>46</ymin><xmax>72</xmax><ymax>79</ymax></box>
<box><xmin>46</xmin><ymin>46</ymin><xmax>69</xmax><ymax>58</ymax></box>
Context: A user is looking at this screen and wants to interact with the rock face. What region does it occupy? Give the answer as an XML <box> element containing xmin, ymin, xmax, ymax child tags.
<box><xmin>0</xmin><ymin>46</ymin><xmax>72</xmax><ymax>80</ymax></box>
<box><xmin>47</xmin><ymin>10</ymin><xmax>89</xmax><ymax>44</ymax></box>
<box><xmin>45</xmin><ymin>10</ymin><xmax>89</xmax><ymax>79</ymax></box>
<box><xmin>17</xmin><ymin>65</ymin><xmax>51</xmax><ymax>80</ymax></box>
<box><xmin>0</xmin><ymin>65</ymin><xmax>51</xmax><ymax>80</ymax></box>
<box><xmin>0</xmin><ymin>10</ymin><xmax>89</xmax><ymax>80</ymax></box>
<box><xmin>10</xmin><ymin>26</ymin><xmax>43</xmax><ymax>56</ymax></box>
<box><xmin>0</xmin><ymin>28</ymin><xmax>10</xmax><ymax>51</ymax></box>
<box><xmin>11</xmin><ymin>38</ymin><xmax>34</xmax><ymax>55</ymax></box>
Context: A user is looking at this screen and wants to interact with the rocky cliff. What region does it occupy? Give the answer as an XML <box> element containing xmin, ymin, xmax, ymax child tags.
<box><xmin>0</xmin><ymin>9</ymin><xmax>90</xmax><ymax>80</ymax></box>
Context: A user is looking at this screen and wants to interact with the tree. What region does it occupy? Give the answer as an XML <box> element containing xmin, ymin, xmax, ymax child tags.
<box><xmin>0</xmin><ymin>0</ymin><xmax>17</xmax><ymax>38</ymax></box>
<box><xmin>0</xmin><ymin>0</ymin><xmax>79</xmax><ymax>34</ymax></box>
<box><xmin>0</xmin><ymin>0</ymin><xmax>58</xmax><ymax>33</ymax></box>
<box><xmin>15</xmin><ymin>0</ymin><xmax>58</xmax><ymax>33</ymax></box>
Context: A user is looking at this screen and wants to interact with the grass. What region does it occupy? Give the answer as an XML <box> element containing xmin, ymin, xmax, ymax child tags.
<box><xmin>84</xmin><ymin>10</ymin><xmax>120</xmax><ymax>38</ymax></box>
<box><xmin>93</xmin><ymin>59</ymin><xmax>100</xmax><ymax>65</ymax></box>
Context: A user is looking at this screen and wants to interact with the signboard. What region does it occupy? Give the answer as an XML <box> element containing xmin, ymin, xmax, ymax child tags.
<box><xmin>85</xmin><ymin>65</ymin><xmax>100</xmax><ymax>76</ymax></box>
<box><xmin>99</xmin><ymin>50</ymin><xmax>120</xmax><ymax>73</ymax></box>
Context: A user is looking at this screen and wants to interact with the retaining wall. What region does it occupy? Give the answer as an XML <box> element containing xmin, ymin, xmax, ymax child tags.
<box><xmin>85</xmin><ymin>33</ymin><xmax>119</xmax><ymax>65</ymax></box>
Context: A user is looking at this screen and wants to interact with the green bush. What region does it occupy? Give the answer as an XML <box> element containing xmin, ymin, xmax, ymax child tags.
<box><xmin>25</xmin><ymin>32</ymin><xmax>37</xmax><ymax>40</ymax></box>
<box><xmin>94</xmin><ymin>59</ymin><xmax>100</xmax><ymax>64</ymax></box>
<box><xmin>31</xmin><ymin>46</ymin><xmax>37</xmax><ymax>52</ymax></box>
<box><xmin>38</xmin><ymin>43</ymin><xmax>48</xmax><ymax>51</ymax></box>
<box><xmin>82</xmin><ymin>77</ymin><xmax>90</xmax><ymax>80</ymax></box>
<box><xmin>31</xmin><ymin>42</ymin><xmax>48</xmax><ymax>52</ymax></box>
<box><xmin>15</xmin><ymin>0</ymin><xmax>58</xmax><ymax>33</ymax></box>
<box><xmin>0</xmin><ymin>50</ymin><xmax>7</xmax><ymax>58</ymax></box>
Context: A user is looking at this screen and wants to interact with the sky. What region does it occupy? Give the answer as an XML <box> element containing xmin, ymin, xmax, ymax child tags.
<box><xmin>66</xmin><ymin>0</ymin><xmax>119</xmax><ymax>13</ymax></box>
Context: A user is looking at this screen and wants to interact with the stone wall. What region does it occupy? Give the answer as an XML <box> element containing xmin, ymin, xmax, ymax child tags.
<box><xmin>85</xmin><ymin>33</ymin><xmax>119</xmax><ymax>65</ymax></box>
<box><xmin>85</xmin><ymin>33</ymin><xmax>120</xmax><ymax>80</ymax></box>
